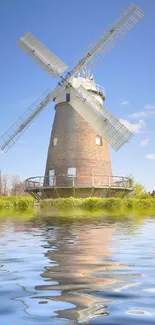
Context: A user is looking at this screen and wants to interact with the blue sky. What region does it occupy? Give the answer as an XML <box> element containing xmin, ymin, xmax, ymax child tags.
<box><xmin>0</xmin><ymin>0</ymin><xmax>155</xmax><ymax>190</ymax></box>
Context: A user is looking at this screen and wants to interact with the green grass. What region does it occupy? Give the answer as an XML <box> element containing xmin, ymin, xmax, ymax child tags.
<box><xmin>1</xmin><ymin>196</ymin><xmax>155</xmax><ymax>214</ymax></box>
<box><xmin>0</xmin><ymin>196</ymin><xmax>34</xmax><ymax>210</ymax></box>
<box><xmin>40</xmin><ymin>197</ymin><xmax>155</xmax><ymax>210</ymax></box>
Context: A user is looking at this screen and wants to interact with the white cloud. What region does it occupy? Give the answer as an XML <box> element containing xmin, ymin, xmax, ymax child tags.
<box><xmin>120</xmin><ymin>100</ymin><xmax>129</xmax><ymax>105</ymax></box>
<box><xmin>146</xmin><ymin>154</ymin><xmax>155</xmax><ymax>160</ymax></box>
<box><xmin>128</xmin><ymin>111</ymin><xmax>155</xmax><ymax>119</ymax></box>
<box><xmin>144</xmin><ymin>104</ymin><xmax>155</xmax><ymax>110</ymax></box>
<box><xmin>129</xmin><ymin>111</ymin><xmax>147</xmax><ymax>118</ymax></box>
<box><xmin>120</xmin><ymin>119</ymin><xmax>146</xmax><ymax>134</ymax></box>
<box><xmin>140</xmin><ymin>138</ymin><xmax>149</xmax><ymax>147</ymax></box>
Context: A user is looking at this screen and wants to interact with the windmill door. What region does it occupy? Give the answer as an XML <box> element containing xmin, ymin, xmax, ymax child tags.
<box><xmin>49</xmin><ymin>169</ymin><xmax>55</xmax><ymax>187</ymax></box>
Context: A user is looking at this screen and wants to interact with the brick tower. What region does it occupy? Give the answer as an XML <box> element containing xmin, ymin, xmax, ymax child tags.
<box><xmin>44</xmin><ymin>76</ymin><xmax>113</xmax><ymax>196</ymax></box>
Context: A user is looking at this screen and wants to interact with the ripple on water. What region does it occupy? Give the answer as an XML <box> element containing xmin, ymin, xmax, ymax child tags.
<box><xmin>0</xmin><ymin>216</ymin><xmax>155</xmax><ymax>324</ymax></box>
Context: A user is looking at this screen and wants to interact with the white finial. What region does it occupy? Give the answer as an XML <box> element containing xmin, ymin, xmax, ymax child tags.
<box><xmin>81</xmin><ymin>66</ymin><xmax>93</xmax><ymax>79</ymax></box>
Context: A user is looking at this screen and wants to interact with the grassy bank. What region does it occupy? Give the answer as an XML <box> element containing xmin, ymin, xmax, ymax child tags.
<box><xmin>0</xmin><ymin>196</ymin><xmax>34</xmax><ymax>210</ymax></box>
<box><xmin>40</xmin><ymin>197</ymin><xmax>155</xmax><ymax>210</ymax></box>
<box><xmin>1</xmin><ymin>196</ymin><xmax>155</xmax><ymax>212</ymax></box>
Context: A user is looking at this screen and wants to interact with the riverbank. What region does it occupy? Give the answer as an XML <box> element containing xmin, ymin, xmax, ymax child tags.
<box><xmin>0</xmin><ymin>196</ymin><xmax>155</xmax><ymax>211</ymax></box>
<box><xmin>0</xmin><ymin>196</ymin><xmax>34</xmax><ymax>210</ymax></box>
<box><xmin>40</xmin><ymin>197</ymin><xmax>155</xmax><ymax>215</ymax></box>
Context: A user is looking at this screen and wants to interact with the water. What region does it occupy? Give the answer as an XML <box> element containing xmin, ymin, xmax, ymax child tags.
<box><xmin>0</xmin><ymin>213</ymin><xmax>155</xmax><ymax>324</ymax></box>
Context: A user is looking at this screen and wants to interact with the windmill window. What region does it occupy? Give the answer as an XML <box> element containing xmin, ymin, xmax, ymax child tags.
<box><xmin>66</xmin><ymin>93</ymin><xmax>70</xmax><ymax>102</ymax></box>
<box><xmin>67</xmin><ymin>167</ymin><xmax>76</xmax><ymax>177</ymax></box>
<box><xmin>96</xmin><ymin>135</ymin><xmax>102</xmax><ymax>146</ymax></box>
<box><xmin>49</xmin><ymin>169</ymin><xmax>55</xmax><ymax>186</ymax></box>
<box><xmin>53</xmin><ymin>137</ymin><xmax>57</xmax><ymax>146</ymax></box>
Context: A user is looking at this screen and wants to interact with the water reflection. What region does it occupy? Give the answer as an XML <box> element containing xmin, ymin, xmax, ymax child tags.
<box><xmin>36</xmin><ymin>226</ymin><xmax>118</xmax><ymax>323</ymax></box>
<box><xmin>0</xmin><ymin>215</ymin><xmax>155</xmax><ymax>324</ymax></box>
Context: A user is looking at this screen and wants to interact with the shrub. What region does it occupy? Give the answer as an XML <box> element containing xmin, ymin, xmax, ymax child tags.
<box><xmin>102</xmin><ymin>198</ymin><xmax>122</xmax><ymax>209</ymax></box>
<box><xmin>41</xmin><ymin>197</ymin><xmax>155</xmax><ymax>211</ymax></box>
<box><xmin>1</xmin><ymin>196</ymin><xmax>155</xmax><ymax>212</ymax></box>
<box><xmin>0</xmin><ymin>196</ymin><xmax>34</xmax><ymax>210</ymax></box>
<box><xmin>136</xmin><ymin>192</ymin><xmax>152</xmax><ymax>199</ymax></box>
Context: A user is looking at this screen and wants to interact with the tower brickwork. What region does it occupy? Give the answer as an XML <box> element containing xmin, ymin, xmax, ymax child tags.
<box><xmin>44</xmin><ymin>77</ymin><xmax>112</xmax><ymax>188</ymax></box>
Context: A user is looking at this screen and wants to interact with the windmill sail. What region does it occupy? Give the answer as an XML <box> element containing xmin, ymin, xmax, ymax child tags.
<box><xmin>0</xmin><ymin>87</ymin><xmax>59</xmax><ymax>152</ymax></box>
<box><xmin>70</xmin><ymin>85</ymin><xmax>132</xmax><ymax>151</ymax></box>
<box><xmin>18</xmin><ymin>32</ymin><xmax>68</xmax><ymax>77</ymax></box>
<box><xmin>70</xmin><ymin>3</ymin><xmax>144</xmax><ymax>77</ymax></box>
<box><xmin>0</xmin><ymin>2</ymin><xmax>144</xmax><ymax>153</ymax></box>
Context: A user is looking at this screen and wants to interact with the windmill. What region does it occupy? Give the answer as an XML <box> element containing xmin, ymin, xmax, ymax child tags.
<box><xmin>0</xmin><ymin>3</ymin><xmax>144</xmax><ymax>199</ymax></box>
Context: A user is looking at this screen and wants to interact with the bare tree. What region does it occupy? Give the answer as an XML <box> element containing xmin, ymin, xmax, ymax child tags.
<box><xmin>0</xmin><ymin>173</ymin><xmax>28</xmax><ymax>196</ymax></box>
<box><xmin>1</xmin><ymin>174</ymin><xmax>10</xmax><ymax>196</ymax></box>
<box><xmin>11</xmin><ymin>175</ymin><xmax>26</xmax><ymax>196</ymax></box>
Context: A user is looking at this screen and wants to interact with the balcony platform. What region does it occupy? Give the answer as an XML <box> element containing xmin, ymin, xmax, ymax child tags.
<box><xmin>25</xmin><ymin>174</ymin><xmax>133</xmax><ymax>200</ymax></box>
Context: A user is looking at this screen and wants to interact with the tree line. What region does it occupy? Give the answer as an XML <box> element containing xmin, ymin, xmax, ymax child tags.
<box><xmin>0</xmin><ymin>171</ymin><xmax>28</xmax><ymax>196</ymax></box>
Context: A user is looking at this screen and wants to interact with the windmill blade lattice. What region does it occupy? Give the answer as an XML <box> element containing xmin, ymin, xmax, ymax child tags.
<box><xmin>0</xmin><ymin>2</ymin><xmax>144</xmax><ymax>153</ymax></box>
<box><xmin>69</xmin><ymin>85</ymin><xmax>132</xmax><ymax>151</ymax></box>
<box><xmin>18</xmin><ymin>32</ymin><xmax>68</xmax><ymax>78</ymax></box>
<box><xmin>0</xmin><ymin>88</ymin><xmax>59</xmax><ymax>152</ymax></box>
<box><xmin>73</xmin><ymin>3</ymin><xmax>144</xmax><ymax>73</ymax></box>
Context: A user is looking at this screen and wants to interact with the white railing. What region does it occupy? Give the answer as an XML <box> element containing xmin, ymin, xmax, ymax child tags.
<box><xmin>95</xmin><ymin>84</ymin><xmax>106</xmax><ymax>97</ymax></box>
<box><xmin>25</xmin><ymin>174</ymin><xmax>132</xmax><ymax>191</ymax></box>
